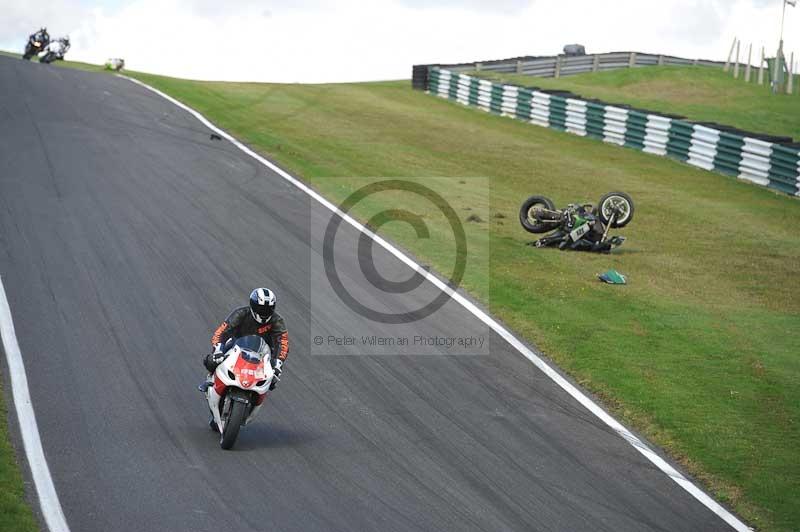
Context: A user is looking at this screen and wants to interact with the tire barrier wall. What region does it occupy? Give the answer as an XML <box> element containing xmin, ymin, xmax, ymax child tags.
<box><xmin>422</xmin><ymin>67</ymin><xmax>800</xmax><ymax>196</ymax></box>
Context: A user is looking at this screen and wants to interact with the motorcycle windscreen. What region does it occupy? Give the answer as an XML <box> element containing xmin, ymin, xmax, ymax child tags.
<box><xmin>234</xmin><ymin>335</ymin><xmax>270</xmax><ymax>362</ymax></box>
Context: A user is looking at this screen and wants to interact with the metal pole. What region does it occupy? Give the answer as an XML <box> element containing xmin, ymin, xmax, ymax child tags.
<box><xmin>745</xmin><ymin>43</ymin><xmax>753</xmax><ymax>82</ymax></box>
<box><xmin>724</xmin><ymin>36</ymin><xmax>737</xmax><ymax>71</ymax></box>
<box><xmin>758</xmin><ymin>46</ymin><xmax>765</xmax><ymax>85</ymax></box>
<box><xmin>788</xmin><ymin>52</ymin><xmax>795</xmax><ymax>94</ymax></box>
<box><xmin>734</xmin><ymin>40</ymin><xmax>740</xmax><ymax>78</ymax></box>
<box><xmin>774</xmin><ymin>1</ymin><xmax>787</xmax><ymax>92</ymax></box>
<box><xmin>781</xmin><ymin>0</ymin><xmax>787</xmax><ymax>43</ymax></box>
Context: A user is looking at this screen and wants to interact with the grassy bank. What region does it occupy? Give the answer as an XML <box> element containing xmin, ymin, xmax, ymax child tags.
<box><xmin>0</xmin><ymin>381</ymin><xmax>38</xmax><ymax>532</ymax></box>
<box><xmin>473</xmin><ymin>65</ymin><xmax>800</xmax><ymax>140</ymax></box>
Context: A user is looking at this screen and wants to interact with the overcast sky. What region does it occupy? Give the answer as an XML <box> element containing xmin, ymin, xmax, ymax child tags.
<box><xmin>2</xmin><ymin>0</ymin><xmax>798</xmax><ymax>82</ymax></box>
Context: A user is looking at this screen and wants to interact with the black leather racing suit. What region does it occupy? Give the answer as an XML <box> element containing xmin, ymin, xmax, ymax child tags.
<box><xmin>210</xmin><ymin>307</ymin><xmax>289</xmax><ymax>363</ymax></box>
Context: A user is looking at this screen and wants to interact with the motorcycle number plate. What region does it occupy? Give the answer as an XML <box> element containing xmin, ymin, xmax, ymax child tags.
<box><xmin>570</xmin><ymin>224</ymin><xmax>590</xmax><ymax>241</ymax></box>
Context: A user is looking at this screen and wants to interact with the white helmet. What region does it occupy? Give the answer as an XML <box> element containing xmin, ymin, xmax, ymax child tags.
<box><xmin>249</xmin><ymin>288</ymin><xmax>276</xmax><ymax>324</ymax></box>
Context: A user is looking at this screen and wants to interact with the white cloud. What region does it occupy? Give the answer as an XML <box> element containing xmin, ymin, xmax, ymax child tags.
<box><xmin>1</xmin><ymin>0</ymin><xmax>798</xmax><ymax>82</ymax></box>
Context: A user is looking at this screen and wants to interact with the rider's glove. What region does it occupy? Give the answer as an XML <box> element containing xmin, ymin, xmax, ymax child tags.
<box><xmin>203</xmin><ymin>354</ymin><xmax>218</xmax><ymax>373</ymax></box>
<box><xmin>269</xmin><ymin>360</ymin><xmax>283</xmax><ymax>391</ymax></box>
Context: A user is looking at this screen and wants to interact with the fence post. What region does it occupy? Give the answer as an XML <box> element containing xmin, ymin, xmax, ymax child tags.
<box><xmin>733</xmin><ymin>40</ymin><xmax>740</xmax><ymax>78</ymax></box>
<box><xmin>516</xmin><ymin>60</ymin><xmax>522</xmax><ymax>74</ymax></box>
<box><xmin>592</xmin><ymin>54</ymin><xmax>599</xmax><ymax>72</ymax></box>
<box><xmin>628</xmin><ymin>52</ymin><xmax>636</xmax><ymax>67</ymax></box>
<box><xmin>788</xmin><ymin>52</ymin><xmax>795</xmax><ymax>95</ymax></box>
<box><xmin>554</xmin><ymin>55</ymin><xmax>562</xmax><ymax>78</ymax></box>
<box><xmin>745</xmin><ymin>43</ymin><xmax>752</xmax><ymax>82</ymax></box>
<box><xmin>758</xmin><ymin>46</ymin><xmax>765</xmax><ymax>85</ymax></box>
<box><xmin>724</xmin><ymin>36</ymin><xmax>737</xmax><ymax>71</ymax></box>
<box><xmin>658</xmin><ymin>55</ymin><xmax>664</xmax><ymax>66</ymax></box>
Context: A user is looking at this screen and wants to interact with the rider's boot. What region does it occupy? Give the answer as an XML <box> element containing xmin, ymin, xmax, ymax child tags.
<box><xmin>197</xmin><ymin>373</ymin><xmax>213</xmax><ymax>393</ymax></box>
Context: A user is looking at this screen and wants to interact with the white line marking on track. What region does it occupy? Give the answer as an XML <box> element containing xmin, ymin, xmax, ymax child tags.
<box><xmin>0</xmin><ymin>277</ymin><xmax>70</xmax><ymax>532</ymax></box>
<box><xmin>121</xmin><ymin>75</ymin><xmax>751</xmax><ymax>532</ymax></box>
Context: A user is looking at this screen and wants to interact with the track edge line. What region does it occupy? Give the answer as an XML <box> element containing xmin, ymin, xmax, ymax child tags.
<box><xmin>0</xmin><ymin>277</ymin><xmax>70</xmax><ymax>532</ymax></box>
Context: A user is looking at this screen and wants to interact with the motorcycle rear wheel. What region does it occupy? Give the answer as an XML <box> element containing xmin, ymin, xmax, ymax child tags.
<box><xmin>519</xmin><ymin>195</ymin><xmax>557</xmax><ymax>234</ymax></box>
<box><xmin>598</xmin><ymin>191</ymin><xmax>634</xmax><ymax>228</ymax></box>
<box><xmin>220</xmin><ymin>399</ymin><xmax>247</xmax><ymax>450</ymax></box>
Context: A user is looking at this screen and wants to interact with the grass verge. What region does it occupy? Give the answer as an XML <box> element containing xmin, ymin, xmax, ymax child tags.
<box><xmin>0</xmin><ymin>380</ymin><xmax>38</xmax><ymax>532</ymax></box>
<box><xmin>473</xmin><ymin>65</ymin><xmax>800</xmax><ymax>140</ymax></box>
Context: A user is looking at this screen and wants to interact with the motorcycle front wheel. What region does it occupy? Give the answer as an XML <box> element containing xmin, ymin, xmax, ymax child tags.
<box><xmin>598</xmin><ymin>191</ymin><xmax>634</xmax><ymax>228</ymax></box>
<box><xmin>220</xmin><ymin>399</ymin><xmax>247</xmax><ymax>450</ymax></box>
<box><xmin>519</xmin><ymin>195</ymin><xmax>557</xmax><ymax>234</ymax></box>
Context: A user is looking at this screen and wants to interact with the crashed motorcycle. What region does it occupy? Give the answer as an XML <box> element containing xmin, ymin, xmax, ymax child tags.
<box><xmin>40</xmin><ymin>37</ymin><xmax>70</xmax><ymax>64</ymax></box>
<box><xmin>23</xmin><ymin>28</ymin><xmax>50</xmax><ymax>60</ymax></box>
<box><xmin>519</xmin><ymin>191</ymin><xmax>634</xmax><ymax>252</ymax></box>
<box><xmin>204</xmin><ymin>335</ymin><xmax>274</xmax><ymax>449</ymax></box>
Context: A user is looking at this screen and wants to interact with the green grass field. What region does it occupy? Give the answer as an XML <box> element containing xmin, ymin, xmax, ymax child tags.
<box><xmin>473</xmin><ymin>65</ymin><xmax>800</xmax><ymax>140</ymax></box>
<box><xmin>2</xmin><ymin>53</ymin><xmax>799</xmax><ymax>530</ymax></box>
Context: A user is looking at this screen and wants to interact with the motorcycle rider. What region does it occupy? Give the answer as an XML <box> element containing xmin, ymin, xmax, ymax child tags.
<box><xmin>199</xmin><ymin>288</ymin><xmax>289</xmax><ymax>392</ymax></box>
<box><xmin>23</xmin><ymin>27</ymin><xmax>50</xmax><ymax>60</ymax></box>
<box><xmin>41</xmin><ymin>36</ymin><xmax>70</xmax><ymax>64</ymax></box>
<box><xmin>31</xmin><ymin>27</ymin><xmax>49</xmax><ymax>45</ymax></box>
<box><xmin>53</xmin><ymin>36</ymin><xmax>70</xmax><ymax>59</ymax></box>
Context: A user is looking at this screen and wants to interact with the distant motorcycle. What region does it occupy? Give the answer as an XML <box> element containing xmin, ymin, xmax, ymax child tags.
<box><xmin>519</xmin><ymin>191</ymin><xmax>634</xmax><ymax>252</ymax></box>
<box><xmin>205</xmin><ymin>336</ymin><xmax>274</xmax><ymax>449</ymax></box>
<box><xmin>40</xmin><ymin>37</ymin><xmax>70</xmax><ymax>64</ymax></box>
<box><xmin>23</xmin><ymin>28</ymin><xmax>50</xmax><ymax>60</ymax></box>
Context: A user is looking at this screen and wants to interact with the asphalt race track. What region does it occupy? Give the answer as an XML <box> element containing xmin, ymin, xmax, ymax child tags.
<box><xmin>0</xmin><ymin>55</ymin><xmax>733</xmax><ymax>532</ymax></box>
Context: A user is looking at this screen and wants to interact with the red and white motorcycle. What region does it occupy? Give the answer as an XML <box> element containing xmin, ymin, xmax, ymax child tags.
<box><xmin>206</xmin><ymin>336</ymin><xmax>274</xmax><ymax>449</ymax></box>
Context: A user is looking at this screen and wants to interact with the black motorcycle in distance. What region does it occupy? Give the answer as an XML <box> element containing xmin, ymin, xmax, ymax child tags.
<box><xmin>23</xmin><ymin>28</ymin><xmax>50</xmax><ymax>60</ymax></box>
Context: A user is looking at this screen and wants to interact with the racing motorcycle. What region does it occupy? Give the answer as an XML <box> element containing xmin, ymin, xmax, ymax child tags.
<box><xmin>23</xmin><ymin>28</ymin><xmax>50</xmax><ymax>60</ymax></box>
<box><xmin>519</xmin><ymin>191</ymin><xmax>634</xmax><ymax>252</ymax></box>
<box><xmin>40</xmin><ymin>37</ymin><xmax>70</xmax><ymax>64</ymax></box>
<box><xmin>205</xmin><ymin>335</ymin><xmax>274</xmax><ymax>449</ymax></box>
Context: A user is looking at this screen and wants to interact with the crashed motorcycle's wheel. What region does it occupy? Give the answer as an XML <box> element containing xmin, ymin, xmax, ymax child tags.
<box><xmin>519</xmin><ymin>195</ymin><xmax>557</xmax><ymax>234</ymax></box>
<box><xmin>219</xmin><ymin>397</ymin><xmax>247</xmax><ymax>450</ymax></box>
<box><xmin>598</xmin><ymin>191</ymin><xmax>634</xmax><ymax>228</ymax></box>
